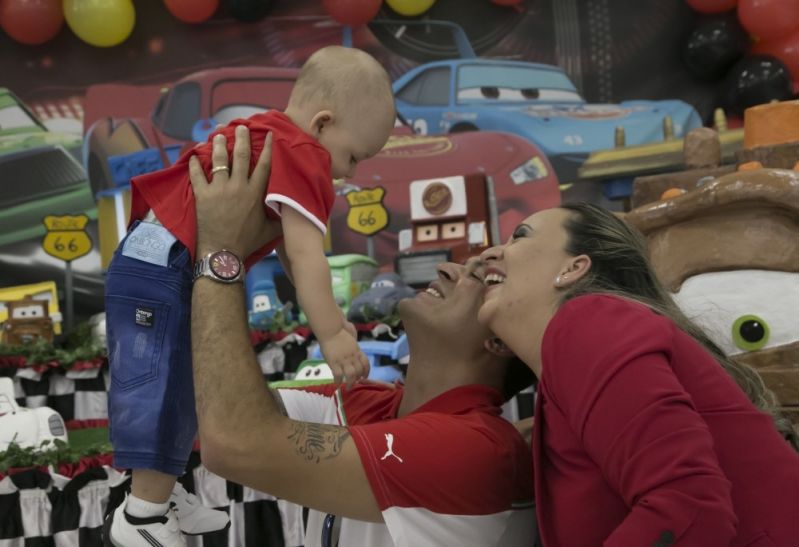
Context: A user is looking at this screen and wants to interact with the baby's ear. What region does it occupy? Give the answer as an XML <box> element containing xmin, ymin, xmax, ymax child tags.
<box><xmin>309</xmin><ymin>110</ymin><xmax>334</xmax><ymax>137</ymax></box>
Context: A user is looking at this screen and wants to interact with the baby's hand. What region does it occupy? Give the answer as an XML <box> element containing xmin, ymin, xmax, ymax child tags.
<box><xmin>343</xmin><ymin>320</ymin><xmax>358</xmax><ymax>340</ymax></box>
<box><xmin>319</xmin><ymin>329</ymin><xmax>369</xmax><ymax>387</ymax></box>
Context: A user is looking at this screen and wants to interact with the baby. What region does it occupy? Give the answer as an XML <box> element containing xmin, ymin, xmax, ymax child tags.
<box><xmin>104</xmin><ymin>46</ymin><xmax>395</xmax><ymax>547</ymax></box>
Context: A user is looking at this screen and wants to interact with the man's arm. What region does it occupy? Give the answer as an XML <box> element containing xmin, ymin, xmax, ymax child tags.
<box><xmin>189</xmin><ymin>125</ymin><xmax>382</xmax><ymax>522</ymax></box>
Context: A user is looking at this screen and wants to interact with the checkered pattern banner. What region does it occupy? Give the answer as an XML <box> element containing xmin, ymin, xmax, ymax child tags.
<box><xmin>0</xmin><ymin>453</ymin><xmax>305</xmax><ymax>547</ymax></box>
<box><xmin>0</xmin><ymin>363</ymin><xmax>110</xmax><ymax>422</ymax></box>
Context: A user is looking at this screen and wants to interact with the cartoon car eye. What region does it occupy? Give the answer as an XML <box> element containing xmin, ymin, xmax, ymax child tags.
<box><xmin>731</xmin><ymin>314</ymin><xmax>770</xmax><ymax>352</ymax></box>
<box><xmin>252</xmin><ymin>294</ymin><xmax>272</xmax><ymax>313</ymax></box>
<box><xmin>11</xmin><ymin>305</ymin><xmax>44</xmax><ymax>319</ymax></box>
<box><xmin>521</xmin><ymin>88</ymin><xmax>540</xmax><ymax>99</ymax></box>
<box><xmin>441</xmin><ymin>222</ymin><xmax>466</xmax><ymax>240</ymax></box>
<box><xmin>480</xmin><ymin>86</ymin><xmax>499</xmax><ymax>99</ymax></box>
<box><xmin>416</xmin><ymin>224</ymin><xmax>439</xmax><ymax>242</ymax></box>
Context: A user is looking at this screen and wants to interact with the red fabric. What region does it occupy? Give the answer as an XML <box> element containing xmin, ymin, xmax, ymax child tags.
<box><xmin>65</xmin><ymin>419</ymin><xmax>109</xmax><ymax>430</ymax></box>
<box><xmin>0</xmin><ymin>356</ymin><xmax>27</xmax><ymax>368</ymax></box>
<box><xmin>344</xmin><ymin>384</ymin><xmax>534</xmax><ymax>515</ymax></box>
<box><xmin>129</xmin><ymin>110</ymin><xmax>334</xmax><ymax>267</ymax></box>
<box><xmin>536</xmin><ymin>294</ymin><xmax>799</xmax><ymax>546</ymax></box>
<box><xmin>69</xmin><ymin>357</ymin><xmax>106</xmax><ymax>371</ymax></box>
<box><xmin>0</xmin><ymin>453</ymin><xmax>114</xmax><ymax>480</ymax></box>
<box><xmin>0</xmin><ymin>356</ymin><xmax>105</xmax><ymax>370</ymax></box>
<box><xmin>248</xmin><ymin>326</ymin><xmax>312</xmax><ymax>346</ymax></box>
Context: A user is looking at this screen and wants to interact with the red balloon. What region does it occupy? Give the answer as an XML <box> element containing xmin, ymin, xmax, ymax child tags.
<box><xmin>0</xmin><ymin>0</ymin><xmax>64</xmax><ymax>45</ymax></box>
<box><xmin>322</xmin><ymin>0</ymin><xmax>381</xmax><ymax>27</ymax></box>
<box><xmin>753</xmin><ymin>27</ymin><xmax>799</xmax><ymax>79</ymax></box>
<box><xmin>685</xmin><ymin>0</ymin><xmax>738</xmax><ymax>13</ymax></box>
<box><xmin>739</xmin><ymin>0</ymin><xmax>799</xmax><ymax>41</ymax></box>
<box><xmin>164</xmin><ymin>0</ymin><xmax>219</xmax><ymax>23</ymax></box>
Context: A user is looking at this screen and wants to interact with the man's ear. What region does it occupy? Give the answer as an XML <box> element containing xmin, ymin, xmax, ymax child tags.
<box><xmin>484</xmin><ymin>337</ymin><xmax>515</xmax><ymax>357</ymax></box>
<box><xmin>309</xmin><ymin>110</ymin><xmax>334</xmax><ymax>138</ymax></box>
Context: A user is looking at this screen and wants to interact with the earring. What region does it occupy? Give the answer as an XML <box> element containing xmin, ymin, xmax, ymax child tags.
<box><xmin>490</xmin><ymin>337</ymin><xmax>506</xmax><ymax>351</ymax></box>
<box><xmin>555</xmin><ymin>275</ymin><xmax>562</xmax><ymax>286</ymax></box>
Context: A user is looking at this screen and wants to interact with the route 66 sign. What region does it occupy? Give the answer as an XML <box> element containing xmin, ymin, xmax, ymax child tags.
<box><xmin>42</xmin><ymin>214</ymin><xmax>93</xmax><ymax>262</ymax></box>
<box><xmin>346</xmin><ymin>187</ymin><xmax>389</xmax><ymax>236</ymax></box>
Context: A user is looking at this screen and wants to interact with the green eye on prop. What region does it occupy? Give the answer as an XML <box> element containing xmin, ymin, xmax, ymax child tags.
<box><xmin>731</xmin><ymin>315</ymin><xmax>770</xmax><ymax>351</ymax></box>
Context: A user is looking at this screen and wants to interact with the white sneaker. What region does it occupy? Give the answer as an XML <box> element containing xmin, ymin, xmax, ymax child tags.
<box><xmin>104</xmin><ymin>497</ymin><xmax>185</xmax><ymax>547</ymax></box>
<box><xmin>169</xmin><ymin>482</ymin><xmax>230</xmax><ymax>535</ymax></box>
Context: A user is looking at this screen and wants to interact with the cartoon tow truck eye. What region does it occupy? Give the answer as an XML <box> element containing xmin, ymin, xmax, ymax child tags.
<box><xmin>2</xmin><ymin>295</ymin><xmax>54</xmax><ymax>345</ymax></box>
<box><xmin>395</xmin><ymin>174</ymin><xmax>496</xmax><ymax>287</ymax></box>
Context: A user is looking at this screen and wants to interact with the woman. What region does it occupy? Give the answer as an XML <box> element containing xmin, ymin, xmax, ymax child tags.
<box><xmin>478</xmin><ymin>203</ymin><xmax>799</xmax><ymax>546</ymax></box>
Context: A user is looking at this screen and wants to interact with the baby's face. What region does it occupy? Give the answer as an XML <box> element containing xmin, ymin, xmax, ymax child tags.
<box><xmin>319</xmin><ymin>113</ymin><xmax>393</xmax><ymax>179</ymax></box>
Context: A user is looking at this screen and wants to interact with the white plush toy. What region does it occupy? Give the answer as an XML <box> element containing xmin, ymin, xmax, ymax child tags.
<box><xmin>0</xmin><ymin>377</ymin><xmax>68</xmax><ymax>452</ymax></box>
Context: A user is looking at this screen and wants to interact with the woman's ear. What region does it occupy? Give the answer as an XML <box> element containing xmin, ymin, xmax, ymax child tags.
<box><xmin>555</xmin><ymin>254</ymin><xmax>591</xmax><ymax>288</ymax></box>
<box><xmin>484</xmin><ymin>337</ymin><xmax>515</xmax><ymax>357</ymax></box>
<box><xmin>309</xmin><ymin>110</ymin><xmax>334</xmax><ymax>137</ymax></box>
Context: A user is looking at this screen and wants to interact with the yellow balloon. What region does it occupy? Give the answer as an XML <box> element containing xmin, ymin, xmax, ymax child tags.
<box><xmin>385</xmin><ymin>0</ymin><xmax>437</xmax><ymax>17</ymax></box>
<box><xmin>64</xmin><ymin>0</ymin><xmax>135</xmax><ymax>47</ymax></box>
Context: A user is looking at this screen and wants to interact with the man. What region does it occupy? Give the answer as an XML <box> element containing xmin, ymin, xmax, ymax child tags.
<box><xmin>187</xmin><ymin>125</ymin><xmax>535</xmax><ymax>546</ymax></box>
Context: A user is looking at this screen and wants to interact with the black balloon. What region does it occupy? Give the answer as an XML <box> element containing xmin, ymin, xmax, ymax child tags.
<box><xmin>683</xmin><ymin>16</ymin><xmax>748</xmax><ymax>81</ymax></box>
<box><xmin>227</xmin><ymin>0</ymin><xmax>274</xmax><ymax>22</ymax></box>
<box><xmin>723</xmin><ymin>55</ymin><xmax>794</xmax><ymax>116</ymax></box>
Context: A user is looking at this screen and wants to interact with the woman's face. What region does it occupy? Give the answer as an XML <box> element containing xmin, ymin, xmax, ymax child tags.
<box><xmin>478</xmin><ymin>207</ymin><xmax>575</xmax><ymax>332</ymax></box>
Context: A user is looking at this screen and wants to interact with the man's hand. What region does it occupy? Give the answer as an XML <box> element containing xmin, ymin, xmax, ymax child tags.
<box><xmin>319</xmin><ymin>329</ymin><xmax>370</xmax><ymax>387</ymax></box>
<box><xmin>189</xmin><ymin>125</ymin><xmax>281</xmax><ymax>258</ymax></box>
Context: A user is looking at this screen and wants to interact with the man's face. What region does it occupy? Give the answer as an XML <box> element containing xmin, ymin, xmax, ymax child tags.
<box><xmin>398</xmin><ymin>258</ymin><xmax>491</xmax><ymax>345</ymax></box>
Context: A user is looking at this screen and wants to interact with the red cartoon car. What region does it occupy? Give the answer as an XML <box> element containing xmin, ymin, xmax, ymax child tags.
<box><xmin>82</xmin><ymin>66</ymin><xmax>561</xmax><ymax>272</ymax></box>
<box><xmin>331</xmin><ymin>132</ymin><xmax>559</xmax><ymax>271</ymax></box>
<box><xmin>82</xmin><ymin>66</ymin><xmax>298</xmax><ymax>195</ymax></box>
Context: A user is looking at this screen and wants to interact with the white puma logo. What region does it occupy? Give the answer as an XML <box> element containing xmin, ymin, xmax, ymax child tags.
<box><xmin>380</xmin><ymin>433</ymin><xmax>403</xmax><ymax>463</ymax></box>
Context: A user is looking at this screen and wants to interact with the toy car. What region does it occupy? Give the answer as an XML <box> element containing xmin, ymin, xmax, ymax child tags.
<box><xmin>1</xmin><ymin>295</ymin><xmax>54</xmax><ymax>345</ymax></box>
<box><xmin>394</xmin><ymin>173</ymin><xmax>496</xmax><ymax>287</ymax></box>
<box><xmin>82</xmin><ymin>67</ymin><xmax>299</xmax><ymax>195</ymax></box>
<box><xmin>84</xmin><ymin>65</ymin><xmax>562</xmax><ymax>280</ymax></box>
<box><xmin>248</xmin><ymin>279</ymin><xmax>283</xmax><ymax>330</ymax></box>
<box><xmin>0</xmin><ymin>89</ymin><xmax>103</xmax><ymax>317</ymax></box>
<box><xmin>0</xmin><ymin>377</ymin><xmax>68</xmax><ymax>451</ymax></box>
<box><xmin>348</xmin><ymin>272</ymin><xmax>416</xmax><ymax>323</ymax></box>
<box><xmin>393</xmin><ymin>58</ymin><xmax>702</xmax><ymax>182</ymax></box>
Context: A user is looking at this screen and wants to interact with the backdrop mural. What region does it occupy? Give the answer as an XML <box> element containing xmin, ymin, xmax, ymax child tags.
<box><xmin>1</xmin><ymin>0</ymin><xmax>797</xmax><ymax>322</ymax></box>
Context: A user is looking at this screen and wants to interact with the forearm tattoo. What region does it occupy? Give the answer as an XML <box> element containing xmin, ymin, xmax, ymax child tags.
<box><xmin>287</xmin><ymin>422</ymin><xmax>350</xmax><ymax>463</ymax></box>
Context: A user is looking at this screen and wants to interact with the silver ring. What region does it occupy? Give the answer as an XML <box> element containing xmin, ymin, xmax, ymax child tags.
<box><xmin>210</xmin><ymin>165</ymin><xmax>229</xmax><ymax>175</ymax></box>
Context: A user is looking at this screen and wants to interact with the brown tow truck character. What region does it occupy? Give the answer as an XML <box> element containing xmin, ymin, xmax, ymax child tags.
<box><xmin>626</xmin><ymin>169</ymin><xmax>799</xmax><ymax>426</ymax></box>
<box><xmin>2</xmin><ymin>295</ymin><xmax>54</xmax><ymax>345</ymax></box>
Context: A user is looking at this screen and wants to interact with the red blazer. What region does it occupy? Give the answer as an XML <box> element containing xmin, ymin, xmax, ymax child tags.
<box><xmin>534</xmin><ymin>294</ymin><xmax>799</xmax><ymax>546</ymax></box>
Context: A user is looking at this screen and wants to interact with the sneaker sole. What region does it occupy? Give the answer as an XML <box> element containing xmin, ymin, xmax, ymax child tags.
<box><xmin>182</xmin><ymin>520</ymin><xmax>231</xmax><ymax>536</ymax></box>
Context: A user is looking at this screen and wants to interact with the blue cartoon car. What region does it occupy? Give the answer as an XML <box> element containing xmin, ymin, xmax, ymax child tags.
<box><xmin>393</xmin><ymin>59</ymin><xmax>702</xmax><ymax>182</ymax></box>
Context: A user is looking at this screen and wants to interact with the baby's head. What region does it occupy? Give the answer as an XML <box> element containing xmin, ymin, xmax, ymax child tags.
<box><xmin>286</xmin><ymin>46</ymin><xmax>395</xmax><ymax>179</ymax></box>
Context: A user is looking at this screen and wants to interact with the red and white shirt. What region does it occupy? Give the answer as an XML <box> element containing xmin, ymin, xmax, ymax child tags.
<box><xmin>129</xmin><ymin>110</ymin><xmax>334</xmax><ymax>269</ymax></box>
<box><xmin>278</xmin><ymin>382</ymin><xmax>536</xmax><ymax>547</ymax></box>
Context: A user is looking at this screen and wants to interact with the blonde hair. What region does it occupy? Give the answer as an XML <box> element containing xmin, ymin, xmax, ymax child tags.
<box><xmin>558</xmin><ymin>202</ymin><xmax>799</xmax><ymax>451</ymax></box>
<box><xmin>289</xmin><ymin>46</ymin><xmax>394</xmax><ymax>121</ymax></box>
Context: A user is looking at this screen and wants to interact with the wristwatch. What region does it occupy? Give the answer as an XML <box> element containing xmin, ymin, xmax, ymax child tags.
<box><xmin>193</xmin><ymin>249</ymin><xmax>243</xmax><ymax>283</ymax></box>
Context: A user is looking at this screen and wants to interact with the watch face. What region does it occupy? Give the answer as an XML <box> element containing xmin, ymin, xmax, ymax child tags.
<box><xmin>210</xmin><ymin>250</ymin><xmax>241</xmax><ymax>280</ymax></box>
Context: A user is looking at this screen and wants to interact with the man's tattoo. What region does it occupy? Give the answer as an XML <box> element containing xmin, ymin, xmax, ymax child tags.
<box><xmin>287</xmin><ymin>422</ymin><xmax>350</xmax><ymax>463</ymax></box>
